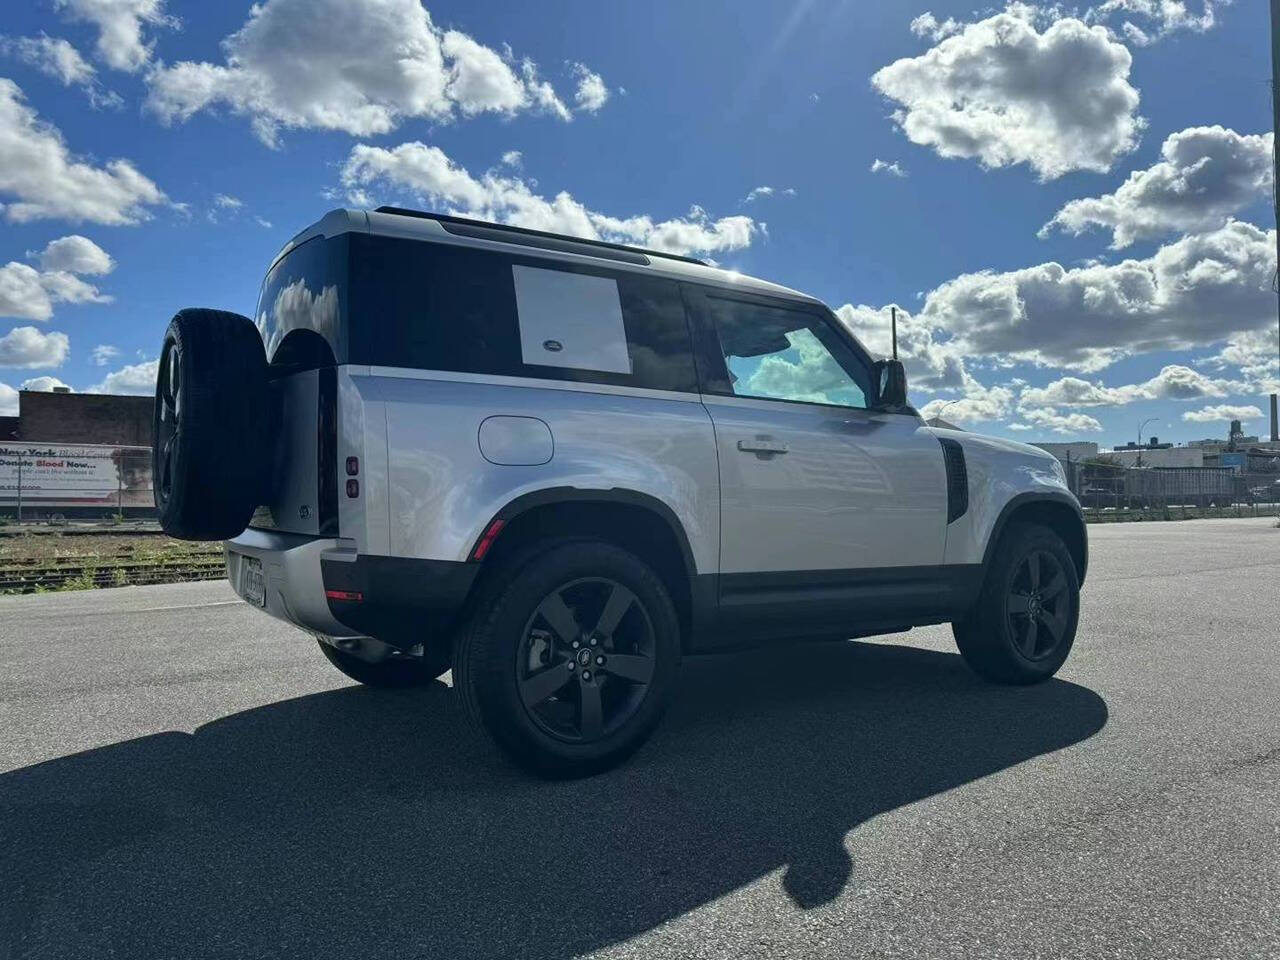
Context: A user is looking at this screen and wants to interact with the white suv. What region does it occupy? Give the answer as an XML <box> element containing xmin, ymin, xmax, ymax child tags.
<box><xmin>153</xmin><ymin>207</ymin><xmax>1087</xmax><ymax>776</ymax></box>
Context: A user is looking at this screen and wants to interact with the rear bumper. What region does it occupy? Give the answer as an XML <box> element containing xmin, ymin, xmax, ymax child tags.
<box><xmin>226</xmin><ymin>527</ymin><xmax>480</xmax><ymax>645</ymax></box>
<box><xmin>319</xmin><ymin>553</ymin><xmax>479</xmax><ymax>644</ymax></box>
<box><xmin>227</xmin><ymin>528</ymin><xmax>361</xmax><ymax>637</ymax></box>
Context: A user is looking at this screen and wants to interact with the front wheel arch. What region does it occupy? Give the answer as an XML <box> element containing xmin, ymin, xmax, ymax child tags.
<box><xmin>982</xmin><ymin>493</ymin><xmax>1087</xmax><ymax>587</ymax></box>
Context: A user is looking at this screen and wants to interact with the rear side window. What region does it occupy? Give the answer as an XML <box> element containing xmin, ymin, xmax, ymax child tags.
<box><xmin>513</xmin><ymin>265</ymin><xmax>631</xmax><ymax>374</ymax></box>
<box><xmin>256</xmin><ymin>235</ymin><xmax>349</xmax><ymax>363</ymax></box>
<box><xmin>346</xmin><ymin>234</ymin><xmax>697</xmax><ymax>392</ymax></box>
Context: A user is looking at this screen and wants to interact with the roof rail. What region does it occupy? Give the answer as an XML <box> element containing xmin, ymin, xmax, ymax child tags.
<box><xmin>372</xmin><ymin>206</ymin><xmax>709</xmax><ymax>267</ymax></box>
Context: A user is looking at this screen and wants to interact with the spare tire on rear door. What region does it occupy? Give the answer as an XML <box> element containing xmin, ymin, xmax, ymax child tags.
<box><xmin>153</xmin><ymin>308</ymin><xmax>270</xmax><ymax>540</ymax></box>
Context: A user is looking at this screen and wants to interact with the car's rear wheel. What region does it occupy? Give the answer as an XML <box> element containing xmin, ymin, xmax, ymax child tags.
<box><xmin>453</xmin><ymin>540</ymin><xmax>680</xmax><ymax>777</ymax></box>
<box><xmin>316</xmin><ymin>638</ymin><xmax>451</xmax><ymax>688</ymax></box>
<box><xmin>953</xmin><ymin>522</ymin><xmax>1080</xmax><ymax>684</ymax></box>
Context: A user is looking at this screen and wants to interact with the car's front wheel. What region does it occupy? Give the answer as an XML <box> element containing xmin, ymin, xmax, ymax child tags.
<box><xmin>953</xmin><ymin>522</ymin><xmax>1080</xmax><ymax>684</ymax></box>
<box><xmin>453</xmin><ymin>540</ymin><xmax>680</xmax><ymax>777</ymax></box>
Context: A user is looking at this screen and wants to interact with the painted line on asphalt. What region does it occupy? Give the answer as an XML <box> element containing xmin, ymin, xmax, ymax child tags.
<box><xmin>100</xmin><ymin>600</ymin><xmax>245</xmax><ymax>615</ymax></box>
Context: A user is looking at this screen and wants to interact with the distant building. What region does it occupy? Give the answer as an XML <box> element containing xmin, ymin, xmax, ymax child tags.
<box><xmin>1032</xmin><ymin>441</ymin><xmax>1099</xmax><ymax>463</ymax></box>
<box><xmin>15</xmin><ymin>390</ymin><xmax>153</xmax><ymax>447</ymax></box>
<box><xmin>0</xmin><ymin>416</ymin><xmax>18</xmax><ymax>441</ymax></box>
<box><xmin>1108</xmin><ymin>446</ymin><xmax>1204</xmax><ymax>469</ymax></box>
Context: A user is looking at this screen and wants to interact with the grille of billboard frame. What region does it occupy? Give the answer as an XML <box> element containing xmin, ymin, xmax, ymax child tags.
<box><xmin>0</xmin><ymin>443</ymin><xmax>153</xmax><ymax>508</ymax></box>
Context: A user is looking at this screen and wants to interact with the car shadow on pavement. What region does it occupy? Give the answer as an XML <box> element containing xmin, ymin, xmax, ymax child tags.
<box><xmin>1</xmin><ymin>640</ymin><xmax>1107</xmax><ymax>960</ymax></box>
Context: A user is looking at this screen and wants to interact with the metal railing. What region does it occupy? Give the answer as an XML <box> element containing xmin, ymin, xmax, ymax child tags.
<box><xmin>1064</xmin><ymin>460</ymin><xmax>1280</xmax><ymax>519</ymax></box>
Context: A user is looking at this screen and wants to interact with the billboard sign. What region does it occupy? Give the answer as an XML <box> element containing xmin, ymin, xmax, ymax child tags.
<box><xmin>0</xmin><ymin>443</ymin><xmax>154</xmax><ymax>508</ymax></box>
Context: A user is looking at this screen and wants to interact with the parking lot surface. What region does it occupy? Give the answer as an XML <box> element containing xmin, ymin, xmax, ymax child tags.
<box><xmin>2</xmin><ymin>518</ymin><xmax>1278</xmax><ymax>959</ymax></box>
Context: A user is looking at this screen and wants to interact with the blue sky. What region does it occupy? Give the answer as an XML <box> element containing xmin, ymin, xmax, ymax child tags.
<box><xmin>1</xmin><ymin>0</ymin><xmax>1276</xmax><ymax>447</ymax></box>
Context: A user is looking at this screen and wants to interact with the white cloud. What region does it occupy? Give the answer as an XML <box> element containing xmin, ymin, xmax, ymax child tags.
<box><xmin>0</xmin><ymin>78</ymin><xmax>167</xmax><ymax>224</ymax></box>
<box><xmin>1018</xmin><ymin>365</ymin><xmax>1231</xmax><ymax>409</ymax></box>
<box><xmin>870</xmin><ymin>159</ymin><xmax>907</xmax><ymax>177</ymax></box>
<box><xmin>35</xmin><ymin>234</ymin><xmax>114</xmax><ymax>274</ymax></box>
<box><xmin>36</xmin><ymin>269</ymin><xmax>112</xmax><ymax>306</ymax></box>
<box><xmin>1042</xmin><ymin>126</ymin><xmax>1273</xmax><ymax>248</ymax></box>
<box><xmin>442</xmin><ymin>30</ymin><xmax>531</xmax><ymax>116</ymax></box>
<box><xmin>214</xmin><ymin>193</ymin><xmax>242</xmax><ymax>210</ymax></box>
<box><xmin>0</xmin><ymin>326</ymin><xmax>70</xmax><ymax>368</ymax></box>
<box><xmin>920</xmin><ymin>384</ymin><xmax>1017</xmax><ymax>424</ymax></box>
<box><xmin>21</xmin><ymin>375</ymin><xmax>72</xmax><ymax>392</ymax></box>
<box><xmin>0</xmin><ymin>235</ymin><xmax>114</xmax><ymax>321</ymax></box>
<box><xmin>0</xmin><ymin>381</ymin><xmax>16</xmax><ymax>415</ymax></box>
<box><xmin>145</xmin><ymin>0</ymin><xmax>586</xmax><ymax>146</ymax></box>
<box><xmin>1182</xmin><ymin>404</ymin><xmax>1263</xmax><ymax>423</ymax></box>
<box><xmin>500</xmin><ymin>150</ymin><xmax>522</xmax><ymax>169</ymax></box>
<box><xmin>571</xmin><ymin>63</ymin><xmax>609</xmax><ymax>113</ymax></box>
<box><xmin>254</xmin><ymin>215</ymin><xmax>272</xmax><ymax>229</ymax></box>
<box><xmin>1084</xmin><ymin>0</ymin><xmax>1227</xmax><ymax>46</ymax></box>
<box><xmin>91</xmin><ymin>343</ymin><xmax>119</xmax><ymax>366</ymax></box>
<box><xmin>0</xmin><ymin>263</ymin><xmax>56</xmax><ymax>321</ymax></box>
<box><xmin>1009</xmin><ymin>407</ymin><xmax>1105</xmax><ymax>435</ymax></box>
<box><xmin>872</xmin><ymin>9</ymin><xmax>1144</xmax><ymax>179</ymax></box>
<box><xmin>90</xmin><ymin>357</ymin><xmax>157</xmax><ymax>394</ymax></box>
<box><xmin>0</xmin><ymin>33</ymin><xmax>122</xmax><ymax>108</ymax></box>
<box><xmin>919</xmin><ymin>220</ymin><xmax>1276</xmax><ymax>372</ymax></box>
<box><xmin>342</xmin><ymin>142</ymin><xmax>756</xmax><ymax>257</ymax></box>
<box><xmin>835</xmin><ymin>303</ymin><xmax>967</xmax><ymax>391</ymax></box>
<box><xmin>909</xmin><ymin>12</ymin><xmax>963</xmax><ymax>41</ymax></box>
<box><xmin>1201</xmin><ymin>329</ymin><xmax>1279</xmax><ymax>391</ymax></box>
<box><xmin>742</xmin><ymin>186</ymin><xmax>796</xmax><ymax>203</ymax></box>
<box><xmin>52</xmin><ymin>0</ymin><xmax>177</xmax><ymax>72</ymax></box>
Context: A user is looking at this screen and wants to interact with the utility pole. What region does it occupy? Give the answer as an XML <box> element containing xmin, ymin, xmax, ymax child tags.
<box><xmin>1137</xmin><ymin>417</ymin><xmax>1159</xmax><ymax>468</ymax></box>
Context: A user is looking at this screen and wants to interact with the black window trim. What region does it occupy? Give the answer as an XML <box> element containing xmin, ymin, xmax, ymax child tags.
<box><xmin>682</xmin><ymin>283</ymin><xmax>883</xmax><ymax>414</ymax></box>
<box><xmin>344</xmin><ymin>233</ymin><xmax>701</xmax><ymax>395</ymax></box>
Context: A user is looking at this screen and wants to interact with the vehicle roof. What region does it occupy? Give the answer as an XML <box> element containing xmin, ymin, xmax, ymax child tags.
<box><xmin>271</xmin><ymin>208</ymin><xmax>824</xmax><ymax>308</ymax></box>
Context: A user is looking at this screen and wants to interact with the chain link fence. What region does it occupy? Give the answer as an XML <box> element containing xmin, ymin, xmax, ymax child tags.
<box><xmin>1063</xmin><ymin>459</ymin><xmax>1280</xmax><ymax>520</ymax></box>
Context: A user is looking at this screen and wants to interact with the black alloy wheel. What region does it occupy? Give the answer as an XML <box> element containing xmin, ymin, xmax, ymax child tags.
<box><xmin>952</xmin><ymin>521</ymin><xmax>1080</xmax><ymax>685</ymax></box>
<box><xmin>452</xmin><ymin>539</ymin><xmax>680</xmax><ymax>777</ymax></box>
<box><xmin>1004</xmin><ymin>549</ymin><xmax>1072</xmax><ymax>662</ymax></box>
<box><xmin>154</xmin><ymin>339</ymin><xmax>182</xmax><ymax>510</ymax></box>
<box><xmin>517</xmin><ymin>577</ymin><xmax>657</xmax><ymax>743</ymax></box>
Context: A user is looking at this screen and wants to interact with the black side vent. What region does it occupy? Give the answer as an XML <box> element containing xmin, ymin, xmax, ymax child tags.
<box><xmin>939</xmin><ymin>438</ymin><xmax>969</xmax><ymax>524</ymax></box>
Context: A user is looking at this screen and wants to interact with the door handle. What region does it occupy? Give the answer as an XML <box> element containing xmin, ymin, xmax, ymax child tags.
<box><xmin>737</xmin><ymin>438</ymin><xmax>789</xmax><ymax>455</ymax></box>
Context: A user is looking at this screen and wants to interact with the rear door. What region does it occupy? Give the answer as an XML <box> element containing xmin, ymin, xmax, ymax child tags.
<box><xmin>684</xmin><ymin>287</ymin><xmax>949</xmax><ymax>635</ymax></box>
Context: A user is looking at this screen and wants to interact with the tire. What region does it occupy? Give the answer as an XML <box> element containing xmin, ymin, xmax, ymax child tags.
<box><xmin>317</xmin><ymin>638</ymin><xmax>451</xmax><ymax>688</ymax></box>
<box><xmin>453</xmin><ymin>539</ymin><xmax>681</xmax><ymax>778</ymax></box>
<box><xmin>952</xmin><ymin>522</ymin><xmax>1080</xmax><ymax>685</ymax></box>
<box><xmin>153</xmin><ymin>308</ymin><xmax>269</xmax><ymax>540</ymax></box>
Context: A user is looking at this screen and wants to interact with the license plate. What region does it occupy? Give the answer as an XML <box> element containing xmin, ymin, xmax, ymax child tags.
<box><xmin>240</xmin><ymin>555</ymin><xmax>266</xmax><ymax>608</ymax></box>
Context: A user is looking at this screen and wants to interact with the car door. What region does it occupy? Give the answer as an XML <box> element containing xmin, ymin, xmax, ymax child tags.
<box><xmin>684</xmin><ymin>286</ymin><xmax>950</xmax><ymax>638</ymax></box>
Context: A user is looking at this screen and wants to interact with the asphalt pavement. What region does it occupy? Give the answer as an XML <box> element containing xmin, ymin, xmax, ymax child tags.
<box><xmin>1</xmin><ymin>517</ymin><xmax>1277</xmax><ymax>959</ymax></box>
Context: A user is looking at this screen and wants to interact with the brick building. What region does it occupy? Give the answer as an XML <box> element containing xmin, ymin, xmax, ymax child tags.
<box><xmin>14</xmin><ymin>390</ymin><xmax>154</xmax><ymax>446</ymax></box>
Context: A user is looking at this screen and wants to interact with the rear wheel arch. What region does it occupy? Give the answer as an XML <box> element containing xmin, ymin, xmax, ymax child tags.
<box><xmin>471</xmin><ymin>489</ymin><xmax>701</xmax><ymax>651</ymax></box>
<box><xmin>983</xmin><ymin>493</ymin><xmax>1087</xmax><ymax>586</ymax></box>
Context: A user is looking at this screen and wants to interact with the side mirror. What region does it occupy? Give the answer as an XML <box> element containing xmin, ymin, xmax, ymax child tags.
<box><xmin>873</xmin><ymin>358</ymin><xmax>908</xmax><ymax>410</ymax></box>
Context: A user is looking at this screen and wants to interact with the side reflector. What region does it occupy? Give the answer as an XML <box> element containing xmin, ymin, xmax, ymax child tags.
<box><xmin>472</xmin><ymin>518</ymin><xmax>506</xmax><ymax>560</ymax></box>
<box><xmin>325</xmin><ymin>589</ymin><xmax>363</xmax><ymax>602</ymax></box>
